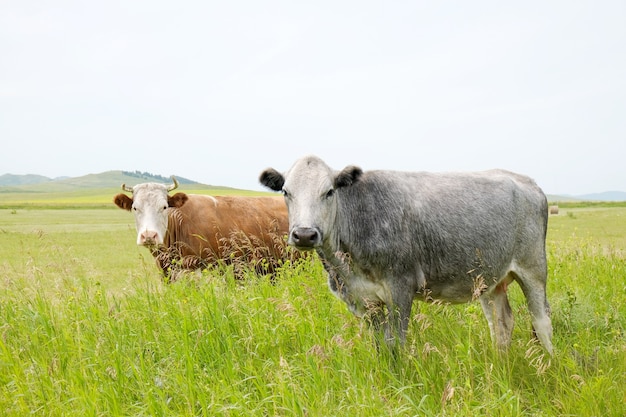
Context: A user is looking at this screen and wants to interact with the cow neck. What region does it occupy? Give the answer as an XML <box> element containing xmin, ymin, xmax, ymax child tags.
<box><xmin>166</xmin><ymin>207</ymin><xmax>185</xmax><ymax>244</ymax></box>
<box><xmin>316</xmin><ymin>232</ymin><xmax>352</xmax><ymax>278</ymax></box>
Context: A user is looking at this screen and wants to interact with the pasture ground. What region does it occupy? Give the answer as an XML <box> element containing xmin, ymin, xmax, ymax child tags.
<box><xmin>0</xmin><ymin>202</ymin><xmax>625</xmax><ymax>416</ymax></box>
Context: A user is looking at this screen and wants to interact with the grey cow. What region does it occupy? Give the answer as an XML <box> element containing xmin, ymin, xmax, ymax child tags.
<box><xmin>260</xmin><ymin>155</ymin><xmax>553</xmax><ymax>354</ymax></box>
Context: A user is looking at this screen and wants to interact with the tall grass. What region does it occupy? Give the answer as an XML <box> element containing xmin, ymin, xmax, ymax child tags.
<box><xmin>1</xmin><ymin>207</ymin><xmax>625</xmax><ymax>416</ymax></box>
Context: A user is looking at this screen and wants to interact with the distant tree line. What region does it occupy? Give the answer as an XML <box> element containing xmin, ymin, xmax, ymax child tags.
<box><xmin>122</xmin><ymin>171</ymin><xmax>196</xmax><ymax>184</ymax></box>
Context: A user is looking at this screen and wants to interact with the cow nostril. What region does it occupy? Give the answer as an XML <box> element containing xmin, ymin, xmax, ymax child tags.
<box><xmin>291</xmin><ymin>227</ymin><xmax>319</xmax><ymax>247</ymax></box>
<box><xmin>140</xmin><ymin>231</ymin><xmax>159</xmax><ymax>245</ymax></box>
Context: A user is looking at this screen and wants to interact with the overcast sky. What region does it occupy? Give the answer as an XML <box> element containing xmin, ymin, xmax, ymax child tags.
<box><xmin>1</xmin><ymin>1</ymin><xmax>625</xmax><ymax>195</ymax></box>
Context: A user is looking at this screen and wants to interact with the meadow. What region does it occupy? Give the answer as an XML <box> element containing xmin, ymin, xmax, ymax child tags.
<box><xmin>0</xmin><ymin>197</ymin><xmax>625</xmax><ymax>416</ymax></box>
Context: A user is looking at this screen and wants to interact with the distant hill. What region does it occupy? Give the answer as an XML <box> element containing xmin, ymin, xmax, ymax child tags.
<box><xmin>546</xmin><ymin>194</ymin><xmax>579</xmax><ymax>203</ymax></box>
<box><xmin>120</xmin><ymin>170</ymin><xmax>197</xmax><ymax>185</ymax></box>
<box><xmin>2</xmin><ymin>172</ymin><xmax>625</xmax><ymax>201</ymax></box>
<box><xmin>575</xmin><ymin>191</ymin><xmax>626</xmax><ymax>202</ymax></box>
<box><xmin>0</xmin><ymin>173</ymin><xmax>55</xmax><ymax>186</ymax></box>
<box><xmin>548</xmin><ymin>191</ymin><xmax>626</xmax><ymax>202</ymax></box>
<box><xmin>0</xmin><ymin>171</ymin><xmax>235</xmax><ymax>193</ymax></box>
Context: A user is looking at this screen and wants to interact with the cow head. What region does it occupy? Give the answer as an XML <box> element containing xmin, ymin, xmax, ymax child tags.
<box><xmin>260</xmin><ymin>155</ymin><xmax>362</xmax><ymax>250</ymax></box>
<box><xmin>113</xmin><ymin>176</ymin><xmax>188</xmax><ymax>246</ymax></box>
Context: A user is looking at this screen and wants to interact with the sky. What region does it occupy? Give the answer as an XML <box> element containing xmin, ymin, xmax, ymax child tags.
<box><xmin>1</xmin><ymin>1</ymin><xmax>625</xmax><ymax>195</ymax></box>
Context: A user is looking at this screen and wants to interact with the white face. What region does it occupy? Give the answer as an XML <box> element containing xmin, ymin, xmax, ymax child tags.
<box><xmin>281</xmin><ymin>157</ymin><xmax>337</xmax><ymax>249</ymax></box>
<box><xmin>129</xmin><ymin>183</ymin><xmax>171</xmax><ymax>246</ymax></box>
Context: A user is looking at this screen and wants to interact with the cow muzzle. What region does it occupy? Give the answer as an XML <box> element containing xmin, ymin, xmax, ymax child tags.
<box><xmin>138</xmin><ymin>230</ymin><xmax>160</xmax><ymax>246</ymax></box>
<box><xmin>289</xmin><ymin>227</ymin><xmax>321</xmax><ymax>249</ymax></box>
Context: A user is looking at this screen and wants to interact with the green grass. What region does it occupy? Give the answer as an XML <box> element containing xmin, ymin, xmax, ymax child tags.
<box><xmin>0</xmin><ymin>187</ymin><xmax>275</xmax><ymax>209</ymax></box>
<box><xmin>1</xmin><ymin>204</ymin><xmax>625</xmax><ymax>416</ymax></box>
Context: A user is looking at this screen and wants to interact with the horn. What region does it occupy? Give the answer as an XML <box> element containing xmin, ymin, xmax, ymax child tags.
<box><xmin>167</xmin><ymin>176</ymin><xmax>179</xmax><ymax>192</ymax></box>
<box><xmin>121</xmin><ymin>183</ymin><xmax>134</xmax><ymax>193</ymax></box>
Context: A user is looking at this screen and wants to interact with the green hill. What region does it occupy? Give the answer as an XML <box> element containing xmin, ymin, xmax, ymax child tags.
<box><xmin>0</xmin><ymin>171</ymin><xmax>211</xmax><ymax>192</ymax></box>
<box><xmin>0</xmin><ymin>173</ymin><xmax>55</xmax><ymax>186</ymax></box>
<box><xmin>0</xmin><ymin>171</ymin><xmax>267</xmax><ymax>208</ymax></box>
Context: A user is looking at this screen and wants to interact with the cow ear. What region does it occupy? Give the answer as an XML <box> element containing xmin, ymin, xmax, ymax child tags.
<box><xmin>168</xmin><ymin>192</ymin><xmax>189</xmax><ymax>208</ymax></box>
<box><xmin>113</xmin><ymin>194</ymin><xmax>133</xmax><ymax>211</ymax></box>
<box><xmin>259</xmin><ymin>168</ymin><xmax>285</xmax><ymax>192</ymax></box>
<box><xmin>335</xmin><ymin>165</ymin><xmax>363</xmax><ymax>189</ymax></box>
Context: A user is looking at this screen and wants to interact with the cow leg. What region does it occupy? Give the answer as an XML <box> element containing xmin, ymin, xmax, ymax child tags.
<box><xmin>384</xmin><ymin>285</ymin><xmax>415</xmax><ymax>346</ymax></box>
<box><xmin>479</xmin><ymin>280</ymin><xmax>514</xmax><ymax>351</ymax></box>
<box><xmin>364</xmin><ymin>301</ymin><xmax>411</xmax><ymax>348</ymax></box>
<box><xmin>516</xmin><ymin>274</ymin><xmax>554</xmax><ymax>355</ymax></box>
<box><xmin>364</xmin><ymin>303</ymin><xmax>387</xmax><ymax>333</ymax></box>
<box><xmin>358</xmin><ymin>301</ymin><xmax>389</xmax><ymax>353</ymax></box>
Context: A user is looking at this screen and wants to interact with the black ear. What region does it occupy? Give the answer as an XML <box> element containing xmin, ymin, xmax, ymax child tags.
<box><xmin>335</xmin><ymin>165</ymin><xmax>363</xmax><ymax>189</ymax></box>
<box><xmin>259</xmin><ymin>168</ymin><xmax>285</xmax><ymax>192</ymax></box>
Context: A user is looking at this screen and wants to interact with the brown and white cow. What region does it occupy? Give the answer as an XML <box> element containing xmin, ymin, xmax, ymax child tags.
<box><xmin>114</xmin><ymin>177</ymin><xmax>295</xmax><ymax>281</ymax></box>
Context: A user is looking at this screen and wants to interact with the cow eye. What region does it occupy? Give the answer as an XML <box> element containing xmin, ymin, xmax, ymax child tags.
<box><xmin>281</xmin><ymin>189</ymin><xmax>290</xmax><ymax>198</ymax></box>
<box><xmin>325</xmin><ymin>189</ymin><xmax>335</xmax><ymax>199</ymax></box>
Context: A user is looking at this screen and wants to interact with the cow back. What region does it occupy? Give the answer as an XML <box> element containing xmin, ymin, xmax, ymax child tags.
<box><xmin>157</xmin><ymin>195</ymin><xmax>292</xmax><ymax>275</ymax></box>
<box><xmin>334</xmin><ymin>169</ymin><xmax>547</xmax><ymax>300</ymax></box>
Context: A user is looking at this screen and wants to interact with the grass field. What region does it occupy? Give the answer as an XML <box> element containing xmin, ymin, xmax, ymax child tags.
<box><xmin>0</xmin><ymin>199</ymin><xmax>625</xmax><ymax>416</ymax></box>
<box><xmin>0</xmin><ymin>186</ymin><xmax>272</xmax><ymax>209</ymax></box>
